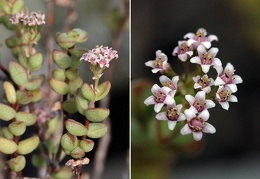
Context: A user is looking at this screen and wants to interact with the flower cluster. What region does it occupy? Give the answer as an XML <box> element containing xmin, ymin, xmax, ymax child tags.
<box><xmin>144</xmin><ymin>28</ymin><xmax>243</xmax><ymax>141</ymax></box>
<box><xmin>80</xmin><ymin>45</ymin><xmax>118</xmax><ymax>68</ymax></box>
<box><xmin>10</xmin><ymin>11</ymin><xmax>45</xmax><ymax>26</ymax></box>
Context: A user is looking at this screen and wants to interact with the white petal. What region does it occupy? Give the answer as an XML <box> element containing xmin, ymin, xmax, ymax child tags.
<box><xmin>190</xmin><ymin>57</ymin><xmax>201</xmax><ymax>64</ymax></box>
<box><xmin>232</xmin><ymin>75</ymin><xmax>243</xmax><ymax>84</ymax></box>
<box><xmin>214</xmin><ymin>77</ymin><xmax>225</xmax><ymax>86</ymax></box>
<box><xmin>205</xmin><ymin>100</ymin><xmax>215</xmax><ymax>109</ymax></box>
<box><xmin>201</xmin><ymin>65</ymin><xmax>210</xmax><ymax>73</ymax></box>
<box><xmin>212</xmin><ymin>58</ymin><xmax>222</xmax><ymax>67</ymax></box>
<box><xmin>172</xmin><ymin>76</ymin><xmax>179</xmax><ymax>86</ymax></box>
<box><xmin>178</xmin><ymin>113</ymin><xmax>186</xmax><ymax>121</ymax></box>
<box><xmin>193</xmin><ymin>132</ymin><xmax>203</xmax><ymax>141</ymax></box>
<box><xmin>186</xmin><ymin>51</ymin><xmax>193</xmax><ymax>56</ymax></box>
<box><xmin>169</xmin><ymin>90</ymin><xmax>176</xmax><ymax>97</ymax></box>
<box><xmin>154</xmin><ymin>103</ymin><xmax>164</xmax><ymax>113</ymax></box>
<box><xmin>159</xmin><ymin>75</ymin><xmax>170</xmax><ymax>84</ymax></box>
<box><xmin>156</xmin><ymin>112</ymin><xmax>167</xmax><ymax>120</ymax></box>
<box><xmin>203</xmin><ymin>86</ymin><xmax>211</xmax><ymax>93</ymax></box>
<box><xmin>164</xmin><ymin>95</ymin><xmax>175</xmax><ymax>105</ymax></box>
<box><xmin>168</xmin><ymin>121</ymin><xmax>177</xmax><ymax>130</ymax></box>
<box><xmin>180</xmin><ymin>124</ymin><xmax>192</xmax><ymax>135</ymax></box>
<box><xmin>209</xmin><ymin>47</ymin><xmax>219</xmax><ymax>57</ymax></box>
<box><xmin>178</xmin><ymin>41</ymin><xmax>184</xmax><ymax>46</ymax></box>
<box><xmin>184</xmin><ymin>33</ymin><xmax>195</xmax><ymax>39</ymax></box>
<box><xmin>198</xmin><ymin>109</ymin><xmax>210</xmax><ymax>121</ymax></box>
<box><xmin>197</xmin><ymin>45</ymin><xmax>207</xmax><ymax>55</ymax></box>
<box><xmin>219</xmin><ymin>101</ymin><xmax>229</xmax><ymax>110</ymax></box>
<box><xmin>214</xmin><ymin>65</ymin><xmax>223</xmax><ymax>75</ymax></box>
<box><xmin>189</xmin><ymin>106</ymin><xmax>198</xmax><ymax>114</ymax></box>
<box><xmin>207</xmin><ymin>35</ymin><xmax>218</xmax><ymax>42</ymax></box>
<box><xmin>176</xmin><ymin>104</ymin><xmax>183</xmax><ymax>112</ymax></box>
<box><xmin>172</xmin><ymin>47</ymin><xmax>178</xmax><ymax>56</ymax></box>
<box><xmin>193</xmin><ymin>75</ymin><xmax>200</xmax><ymax>82</ymax></box>
<box><xmin>187</xmin><ymin>39</ymin><xmax>198</xmax><ymax>47</ymax></box>
<box><xmin>184</xmin><ymin>109</ymin><xmax>196</xmax><ymax>121</ymax></box>
<box><xmin>203</xmin><ymin>122</ymin><xmax>216</xmax><ymax>134</ymax></box>
<box><xmin>151</xmin><ymin>84</ymin><xmax>160</xmax><ymax>94</ymax></box>
<box><xmin>227</xmin><ymin>84</ymin><xmax>238</xmax><ymax>93</ymax></box>
<box><xmin>196</xmin><ymin>91</ymin><xmax>205</xmax><ymax>100</ymax></box>
<box><xmin>228</xmin><ymin>95</ymin><xmax>238</xmax><ymax>102</ymax></box>
<box><xmin>201</xmin><ymin>41</ymin><xmax>211</xmax><ymax>49</ymax></box>
<box><xmin>151</xmin><ymin>68</ymin><xmax>161</xmax><ymax>73</ymax></box>
<box><xmin>178</xmin><ymin>54</ymin><xmax>187</xmax><ymax>62</ymax></box>
<box><xmin>145</xmin><ymin>60</ymin><xmax>155</xmax><ymax>67</ymax></box>
<box><xmin>194</xmin><ymin>83</ymin><xmax>201</xmax><ymax>89</ymax></box>
<box><xmin>185</xmin><ymin>94</ymin><xmax>195</xmax><ymax>105</ymax></box>
<box><xmin>161</xmin><ymin>86</ymin><xmax>172</xmax><ymax>94</ymax></box>
<box><xmin>225</xmin><ymin>63</ymin><xmax>234</xmax><ymax>72</ymax></box>
<box><xmin>144</xmin><ymin>96</ymin><xmax>155</xmax><ymax>106</ymax></box>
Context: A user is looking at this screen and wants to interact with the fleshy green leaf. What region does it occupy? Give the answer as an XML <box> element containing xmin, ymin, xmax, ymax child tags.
<box><xmin>3</xmin><ymin>81</ymin><xmax>16</xmax><ymax>104</ymax></box>
<box><xmin>18</xmin><ymin>54</ymin><xmax>28</xmax><ymax>69</ymax></box>
<box><xmin>11</xmin><ymin>0</ymin><xmax>24</xmax><ymax>14</ymax></box>
<box><xmin>16</xmin><ymin>112</ymin><xmax>37</xmax><ymax>126</ymax></box>
<box><xmin>0</xmin><ymin>136</ymin><xmax>17</xmax><ymax>154</ymax></box>
<box><xmin>81</xmin><ymin>82</ymin><xmax>96</xmax><ymax>101</ymax></box>
<box><xmin>6</xmin><ymin>155</ymin><xmax>26</xmax><ymax>172</ymax></box>
<box><xmin>70</xmin><ymin>146</ymin><xmax>85</xmax><ymax>159</ymax></box>
<box><xmin>79</xmin><ymin>139</ymin><xmax>94</xmax><ymax>153</ymax></box>
<box><xmin>52</xmin><ymin>167</ymin><xmax>73</xmax><ymax>179</ymax></box>
<box><xmin>85</xmin><ymin>108</ymin><xmax>110</xmax><ymax>122</ymax></box>
<box><xmin>75</xmin><ymin>89</ymin><xmax>89</xmax><ymax>115</ymax></box>
<box><xmin>18</xmin><ymin>135</ymin><xmax>40</xmax><ymax>155</ymax></box>
<box><xmin>24</xmin><ymin>75</ymin><xmax>45</xmax><ymax>91</ymax></box>
<box><xmin>31</xmin><ymin>89</ymin><xmax>42</xmax><ymax>103</ymax></box>
<box><xmin>62</xmin><ymin>98</ymin><xmax>78</xmax><ymax>114</ymax></box>
<box><xmin>53</xmin><ymin>49</ymin><xmax>73</xmax><ymax>69</ymax></box>
<box><xmin>68</xmin><ymin>48</ymin><xmax>87</xmax><ymax>58</ymax></box>
<box><xmin>16</xmin><ymin>90</ymin><xmax>33</xmax><ymax>105</ymax></box>
<box><xmin>87</xmin><ymin>123</ymin><xmax>107</xmax><ymax>139</ymax></box>
<box><xmin>9</xmin><ymin>61</ymin><xmax>28</xmax><ymax>86</ymax></box>
<box><xmin>55</xmin><ymin>32</ymin><xmax>76</xmax><ymax>50</ymax></box>
<box><xmin>65</xmin><ymin>119</ymin><xmax>88</xmax><ymax>136</ymax></box>
<box><xmin>52</xmin><ymin>69</ymin><xmax>66</xmax><ymax>81</ymax></box>
<box><xmin>67</xmin><ymin>28</ymin><xmax>88</xmax><ymax>43</ymax></box>
<box><xmin>65</xmin><ymin>68</ymin><xmax>79</xmax><ymax>81</ymax></box>
<box><xmin>61</xmin><ymin>133</ymin><xmax>78</xmax><ymax>152</ymax></box>
<box><xmin>8</xmin><ymin>121</ymin><xmax>26</xmax><ymax>136</ymax></box>
<box><xmin>2</xmin><ymin>127</ymin><xmax>13</xmax><ymax>140</ymax></box>
<box><xmin>27</xmin><ymin>52</ymin><xmax>43</xmax><ymax>71</ymax></box>
<box><xmin>5</xmin><ymin>35</ymin><xmax>21</xmax><ymax>48</ymax></box>
<box><xmin>0</xmin><ymin>0</ymin><xmax>11</xmax><ymax>13</ymax></box>
<box><xmin>68</xmin><ymin>77</ymin><xmax>83</xmax><ymax>95</ymax></box>
<box><xmin>0</xmin><ymin>103</ymin><xmax>16</xmax><ymax>121</ymax></box>
<box><xmin>96</xmin><ymin>81</ymin><xmax>111</xmax><ymax>101</ymax></box>
<box><xmin>50</xmin><ymin>78</ymin><xmax>69</xmax><ymax>95</ymax></box>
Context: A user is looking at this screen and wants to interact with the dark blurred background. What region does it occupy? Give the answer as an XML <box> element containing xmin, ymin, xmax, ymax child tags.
<box><xmin>131</xmin><ymin>0</ymin><xmax>260</xmax><ymax>178</ymax></box>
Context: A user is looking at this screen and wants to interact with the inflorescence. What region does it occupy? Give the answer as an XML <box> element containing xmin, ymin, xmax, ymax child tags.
<box><xmin>144</xmin><ymin>28</ymin><xmax>243</xmax><ymax>141</ymax></box>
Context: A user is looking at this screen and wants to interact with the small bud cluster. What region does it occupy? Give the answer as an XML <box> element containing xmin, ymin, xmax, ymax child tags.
<box><xmin>80</xmin><ymin>45</ymin><xmax>118</xmax><ymax>68</ymax></box>
<box><xmin>144</xmin><ymin>28</ymin><xmax>243</xmax><ymax>141</ymax></box>
<box><xmin>10</xmin><ymin>11</ymin><xmax>45</xmax><ymax>26</ymax></box>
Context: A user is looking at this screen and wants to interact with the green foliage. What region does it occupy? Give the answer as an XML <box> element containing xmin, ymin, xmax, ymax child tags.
<box><xmin>85</xmin><ymin>108</ymin><xmax>110</xmax><ymax>122</ymax></box>
<box><xmin>6</xmin><ymin>155</ymin><xmax>26</xmax><ymax>172</ymax></box>
<box><xmin>0</xmin><ymin>136</ymin><xmax>17</xmax><ymax>154</ymax></box>
<box><xmin>65</xmin><ymin>119</ymin><xmax>88</xmax><ymax>136</ymax></box>
<box><xmin>0</xmin><ymin>103</ymin><xmax>16</xmax><ymax>121</ymax></box>
<box><xmin>17</xmin><ymin>135</ymin><xmax>40</xmax><ymax>155</ymax></box>
<box><xmin>87</xmin><ymin>123</ymin><xmax>107</xmax><ymax>139</ymax></box>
